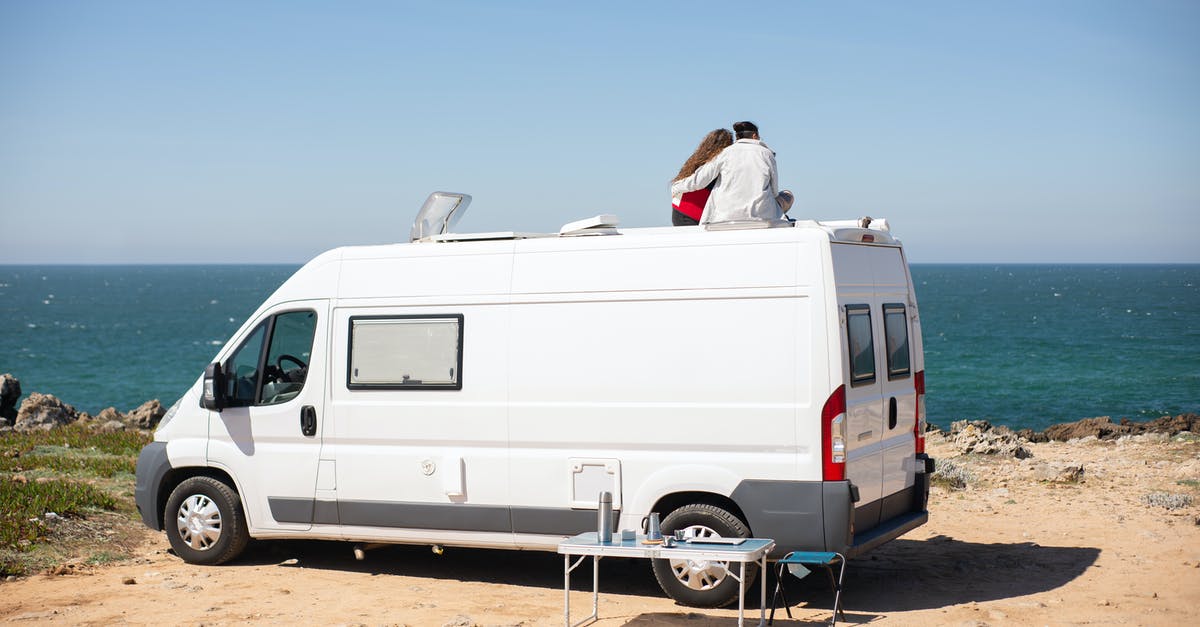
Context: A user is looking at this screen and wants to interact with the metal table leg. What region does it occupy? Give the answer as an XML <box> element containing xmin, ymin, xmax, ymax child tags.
<box><xmin>737</xmin><ymin>560</ymin><xmax>745</xmax><ymax>627</ymax></box>
<box><xmin>758</xmin><ymin>552</ymin><xmax>768</xmax><ymax>626</ymax></box>
<box><xmin>564</xmin><ymin>554</ymin><xmax>599</xmax><ymax>627</ymax></box>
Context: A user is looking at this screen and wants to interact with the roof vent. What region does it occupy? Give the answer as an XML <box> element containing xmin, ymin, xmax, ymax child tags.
<box><xmin>410</xmin><ymin>192</ymin><xmax>472</xmax><ymax>242</ymax></box>
<box><xmin>560</xmin><ymin>214</ymin><xmax>620</xmax><ymax>237</ymax></box>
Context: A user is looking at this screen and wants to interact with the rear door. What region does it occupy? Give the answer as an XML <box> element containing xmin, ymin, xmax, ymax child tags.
<box><xmin>842</xmin><ymin>301</ymin><xmax>884</xmax><ymax>530</ymax></box>
<box><xmin>877</xmin><ymin>277</ymin><xmax>919</xmax><ymax>522</ymax></box>
<box><xmin>835</xmin><ymin>244</ymin><xmax>919</xmax><ymax>532</ymax></box>
<box><xmin>833</xmin><ymin>245</ymin><xmax>885</xmax><ymax>531</ymax></box>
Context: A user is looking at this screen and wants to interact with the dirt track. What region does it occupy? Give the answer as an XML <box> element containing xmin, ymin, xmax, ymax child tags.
<box><xmin>2</xmin><ymin>434</ymin><xmax>1198</xmax><ymax>626</ymax></box>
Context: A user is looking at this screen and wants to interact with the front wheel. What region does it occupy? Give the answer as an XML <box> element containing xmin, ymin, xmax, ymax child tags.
<box><xmin>651</xmin><ymin>503</ymin><xmax>756</xmax><ymax>608</ymax></box>
<box><xmin>163</xmin><ymin>476</ymin><xmax>249</xmax><ymax>565</ymax></box>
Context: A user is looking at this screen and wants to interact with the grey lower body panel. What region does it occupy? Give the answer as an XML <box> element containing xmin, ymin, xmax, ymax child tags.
<box><xmin>267</xmin><ymin>498</ymin><xmax>613</xmax><ymax>536</ymax></box>
<box><xmin>134</xmin><ymin>442</ymin><xmax>171</xmax><ymax>531</ymax></box>
<box><xmin>262</xmin><ymin>463</ymin><xmax>934</xmax><ymax>556</ymax></box>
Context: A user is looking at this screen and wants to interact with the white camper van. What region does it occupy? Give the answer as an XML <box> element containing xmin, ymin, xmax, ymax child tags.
<box><xmin>136</xmin><ymin>193</ymin><xmax>934</xmax><ymax>607</ymax></box>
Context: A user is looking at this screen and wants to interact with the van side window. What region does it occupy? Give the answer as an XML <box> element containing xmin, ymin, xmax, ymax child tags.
<box><xmin>223</xmin><ymin>310</ymin><xmax>317</xmax><ymax>407</ymax></box>
<box><xmin>846</xmin><ymin>304</ymin><xmax>876</xmax><ymax>386</ymax></box>
<box><xmin>347</xmin><ymin>315</ymin><xmax>463</xmax><ymax>390</ymax></box>
<box><xmin>883</xmin><ymin>304</ymin><xmax>911</xmax><ymax>379</ymax></box>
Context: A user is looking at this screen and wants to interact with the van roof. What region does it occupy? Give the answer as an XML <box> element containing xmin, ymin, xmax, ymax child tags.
<box><xmin>419</xmin><ymin>216</ymin><xmax>897</xmax><ymax>246</ymax></box>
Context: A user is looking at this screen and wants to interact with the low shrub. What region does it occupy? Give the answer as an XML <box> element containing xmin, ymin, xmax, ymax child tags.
<box><xmin>1140</xmin><ymin>491</ymin><xmax>1193</xmax><ymax>511</ymax></box>
<box><xmin>932</xmin><ymin>458</ymin><xmax>973</xmax><ymax>490</ymax></box>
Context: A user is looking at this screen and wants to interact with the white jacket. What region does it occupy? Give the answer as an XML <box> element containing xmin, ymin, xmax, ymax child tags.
<box><xmin>670</xmin><ymin>139</ymin><xmax>781</xmax><ymax>223</ymax></box>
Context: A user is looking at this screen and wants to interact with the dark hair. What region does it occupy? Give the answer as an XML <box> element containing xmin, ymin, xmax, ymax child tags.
<box><xmin>673</xmin><ymin>128</ymin><xmax>734</xmax><ymax>182</ymax></box>
<box><xmin>733</xmin><ymin>120</ymin><xmax>758</xmax><ymax>140</ymax></box>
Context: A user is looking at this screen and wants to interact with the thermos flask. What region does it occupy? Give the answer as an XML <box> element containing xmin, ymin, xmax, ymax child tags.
<box><xmin>597</xmin><ymin>491</ymin><xmax>613</xmax><ymax>543</ymax></box>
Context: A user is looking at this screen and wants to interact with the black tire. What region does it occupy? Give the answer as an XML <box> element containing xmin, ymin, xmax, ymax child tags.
<box><xmin>163</xmin><ymin>476</ymin><xmax>250</xmax><ymax>565</ymax></box>
<box><xmin>651</xmin><ymin>503</ymin><xmax>756</xmax><ymax>608</ymax></box>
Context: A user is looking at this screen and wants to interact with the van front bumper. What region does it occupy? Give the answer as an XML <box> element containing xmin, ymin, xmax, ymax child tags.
<box><xmin>134</xmin><ymin>442</ymin><xmax>171</xmax><ymax>531</ymax></box>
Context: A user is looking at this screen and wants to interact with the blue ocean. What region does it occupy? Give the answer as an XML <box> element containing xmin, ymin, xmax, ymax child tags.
<box><xmin>1</xmin><ymin>264</ymin><xmax>1197</xmax><ymax>431</ymax></box>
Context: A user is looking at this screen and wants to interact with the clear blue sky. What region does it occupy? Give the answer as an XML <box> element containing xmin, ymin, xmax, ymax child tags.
<box><xmin>1</xmin><ymin>1</ymin><xmax>1197</xmax><ymax>263</ymax></box>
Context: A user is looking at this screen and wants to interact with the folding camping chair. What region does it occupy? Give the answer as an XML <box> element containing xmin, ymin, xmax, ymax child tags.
<box><xmin>768</xmin><ymin>551</ymin><xmax>846</xmax><ymax>626</ymax></box>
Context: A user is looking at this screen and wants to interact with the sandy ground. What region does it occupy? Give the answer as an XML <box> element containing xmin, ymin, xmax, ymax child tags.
<box><xmin>2</xmin><ymin>433</ymin><xmax>1198</xmax><ymax>626</ymax></box>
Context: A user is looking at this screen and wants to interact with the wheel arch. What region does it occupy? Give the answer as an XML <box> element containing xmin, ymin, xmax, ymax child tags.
<box><xmin>649</xmin><ymin>491</ymin><xmax>752</xmax><ymax>535</ymax></box>
<box><xmin>628</xmin><ymin>464</ymin><xmax>749</xmax><ymax>532</ymax></box>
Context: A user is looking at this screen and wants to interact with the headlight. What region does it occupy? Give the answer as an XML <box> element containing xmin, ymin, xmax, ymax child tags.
<box><xmin>157</xmin><ymin>396</ymin><xmax>183</xmax><ymax>431</ymax></box>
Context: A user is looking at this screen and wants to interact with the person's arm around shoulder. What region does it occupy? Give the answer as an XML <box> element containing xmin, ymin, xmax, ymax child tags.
<box><xmin>670</xmin><ymin>156</ymin><xmax>722</xmax><ymax>197</ymax></box>
<box><xmin>766</xmin><ymin>147</ymin><xmax>780</xmax><ymax>199</ymax></box>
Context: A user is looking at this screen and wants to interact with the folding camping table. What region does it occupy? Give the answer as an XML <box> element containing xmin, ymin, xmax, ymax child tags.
<box><xmin>558</xmin><ymin>532</ymin><xmax>775</xmax><ymax>627</ymax></box>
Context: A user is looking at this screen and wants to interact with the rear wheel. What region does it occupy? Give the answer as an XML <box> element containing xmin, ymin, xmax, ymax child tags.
<box><xmin>651</xmin><ymin>503</ymin><xmax>756</xmax><ymax>608</ymax></box>
<box><xmin>163</xmin><ymin>476</ymin><xmax>249</xmax><ymax>565</ymax></box>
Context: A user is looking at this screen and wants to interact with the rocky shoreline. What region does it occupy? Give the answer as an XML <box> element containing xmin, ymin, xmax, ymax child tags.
<box><xmin>934</xmin><ymin>413</ymin><xmax>1200</xmax><ymax>463</ymax></box>
<box><xmin>0</xmin><ymin>374</ymin><xmax>165</xmax><ymax>434</ymax></box>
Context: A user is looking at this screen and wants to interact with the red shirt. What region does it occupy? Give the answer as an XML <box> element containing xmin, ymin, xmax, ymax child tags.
<box><xmin>673</xmin><ymin>188</ymin><xmax>711</xmax><ymax>221</ymax></box>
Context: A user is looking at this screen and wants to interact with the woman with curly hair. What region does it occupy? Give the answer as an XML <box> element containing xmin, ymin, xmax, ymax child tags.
<box><xmin>671</xmin><ymin>128</ymin><xmax>733</xmax><ymax>226</ymax></box>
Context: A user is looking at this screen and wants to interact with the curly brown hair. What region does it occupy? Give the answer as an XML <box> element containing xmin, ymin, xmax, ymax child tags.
<box><xmin>673</xmin><ymin>128</ymin><xmax>734</xmax><ymax>182</ymax></box>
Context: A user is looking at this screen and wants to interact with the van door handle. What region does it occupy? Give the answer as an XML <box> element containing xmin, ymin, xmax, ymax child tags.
<box><xmin>888</xmin><ymin>397</ymin><xmax>898</xmax><ymax>430</ymax></box>
<box><xmin>300</xmin><ymin>405</ymin><xmax>317</xmax><ymax>437</ymax></box>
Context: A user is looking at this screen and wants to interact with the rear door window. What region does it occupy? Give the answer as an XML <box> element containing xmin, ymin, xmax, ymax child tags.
<box><xmin>846</xmin><ymin>304</ymin><xmax>876</xmax><ymax>386</ymax></box>
<box><xmin>883</xmin><ymin>303</ymin><xmax>911</xmax><ymax>379</ymax></box>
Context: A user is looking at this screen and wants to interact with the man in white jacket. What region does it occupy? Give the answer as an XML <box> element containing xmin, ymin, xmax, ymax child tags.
<box><xmin>669</xmin><ymin>121</ymin><xmax>793</xmax><ymax>224</ymax></box>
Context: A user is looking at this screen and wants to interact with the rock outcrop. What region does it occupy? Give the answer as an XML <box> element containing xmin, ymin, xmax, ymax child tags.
<box><xmin>1035</xmin><ymin>462</ymin><xmax>1085</xmax><ymax>483</ymax></box>
<box><xmin>0</xmin><ymin>373</ymin><xmax>21</xmax><ymax>425</ymax></box>
<box><xmin>1043</xmin><ymin>417</ymin><xmax>1135</xmax><ymax>441</ymax></box>
<box><xmin>13</xmin><ymin>393</ymin><xmax>80</xmax><ymax>432</ymax></box>
<box><xmin>1039</xmin><ymin>414</ymin><xmax>1200</xmax><ymax>442</ymax></box>
<box><xmin>74</xmin><ymin>402</ymin><xmax>166</xmax><ymax>431</ymax></box>
<box><xmin>949</xmin><ymin>419</ymin><xmax>1033</xmax><ymax>459</ymax></box>
<box><xmin>126</xmin><ymin>400</ymin><xmax>166</xmax><ymax>430</ymax></box>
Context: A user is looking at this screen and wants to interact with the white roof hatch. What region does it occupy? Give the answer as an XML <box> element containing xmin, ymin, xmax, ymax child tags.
<box><xmin>410</xmin><ymin>192</ymin><xmax>472</xmax><ymax>242</ymax></box>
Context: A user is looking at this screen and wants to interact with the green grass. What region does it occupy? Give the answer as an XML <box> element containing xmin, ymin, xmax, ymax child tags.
<box><xmin>0</xmin><ymin>425</ymin><xmax>150</xmax><ymax>457</ymax></box>
<box><xmin>0</xmin><ymin>448</ymin><xmax>137</xmax><ymax>477</ymax></box>
<box><xmin>85</xmin><ymin>550</ymin><xmax>129</xmax><ymax>566</ymax></box>
<box><xmin>0</xmin><ymin>425</ymin><xmax>149</xmax><ymax>478</ymax></box>
<box><xmin>0</xmin><ymin>479</ymin><xmax>116</xmax><ymax>545</ymax></box>
<box><xmin>0</xmin><ymin>425</ymin><xmax>150</xmax><ymax>576</ymax></box>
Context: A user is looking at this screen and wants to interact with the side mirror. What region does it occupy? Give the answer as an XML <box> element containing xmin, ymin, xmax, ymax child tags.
<box><xmin>201</xmin><ymin>362</ymin><xmax>226</xmax><ymax>411</ymax></box>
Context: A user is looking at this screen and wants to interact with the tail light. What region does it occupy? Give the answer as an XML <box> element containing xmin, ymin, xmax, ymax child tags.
<box><xmin>822</xmin><ymin>385</ymin><xmax>847</xmax><ymax>480</ymax></box>
<box><xmin>914</xmin><ymin>370</ymin><xmax>926</xmax><ymax>454</ymax></box>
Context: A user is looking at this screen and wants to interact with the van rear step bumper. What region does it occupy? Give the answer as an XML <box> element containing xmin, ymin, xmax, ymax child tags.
<box><xmin>846</xmin><ymin>510</ymin><xmax>928</xmax><ymax>558</ymax></box>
